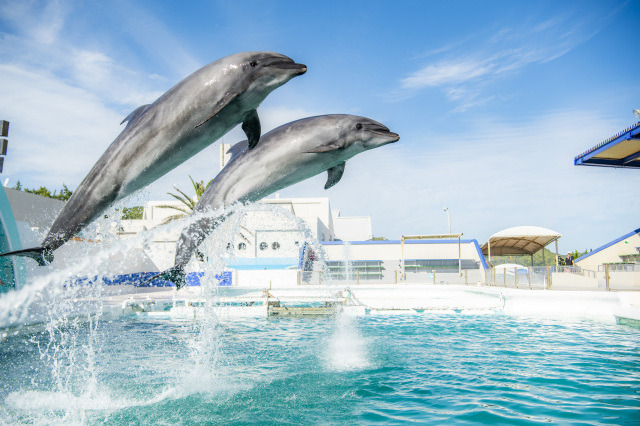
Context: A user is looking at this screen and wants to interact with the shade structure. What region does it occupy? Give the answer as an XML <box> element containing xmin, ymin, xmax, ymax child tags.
<box><xmin>574</xmin><ymin>121</ymin><xmax>640</xmax><ymax>169</ymax></box>
<box><xmin>481</xmin><ymin>226</ymin><xmax>561</xmax><ymax>256</ymax></box>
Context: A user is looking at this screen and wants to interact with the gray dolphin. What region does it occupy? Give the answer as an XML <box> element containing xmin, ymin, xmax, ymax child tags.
<box><xmin>146</xmin><ymin>114</ymin><xmax>400</xmax><ymax>288</ymax></box>
<box><xmin>2</xmin><ymin>52</ymin><xmax>307</xmax><ymax>265</ymax></box>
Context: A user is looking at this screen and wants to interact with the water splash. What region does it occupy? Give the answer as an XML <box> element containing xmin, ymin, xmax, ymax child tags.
<box><xmin>323</xmin><ymin>313</ymin><xmax>371</xmax><ymax>372</ymax></box>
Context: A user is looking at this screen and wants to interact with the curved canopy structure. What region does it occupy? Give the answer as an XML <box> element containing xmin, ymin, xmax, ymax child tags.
<box><xmin>481</xmin><ymin>226</ymin><xmax>561</xmax><ymax>256</ymax></box>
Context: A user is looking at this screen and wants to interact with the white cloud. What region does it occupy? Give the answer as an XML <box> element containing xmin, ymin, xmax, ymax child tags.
<box><xmin>401</xmin><ymin>59</ymin><xmax>494</xmax><ymax>89</ymax></box>
<box><xmin>0</xmin><ymin>0</ymin><xmax>67</xmax><ymax>45</ymax></box>
<box><xmin>0</xmin><ymin>64</ymin><xmax>124</xmax><ymax>186</ymax></box>
<box><xmin>399</xmin><ymin>15</ymin><xmax>603</xmax><ymax>110</ymax></box>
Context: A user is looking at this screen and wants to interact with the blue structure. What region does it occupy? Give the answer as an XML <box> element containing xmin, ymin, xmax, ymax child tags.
<box><xmin>574</xmin><ymin>121</ymin><xmax>640</xmax><ymax>169</ymax></box>
<box><xmin>0</xmin><ymin>185</ymin><xmax>24</xmax><ymax>291</ymax></box>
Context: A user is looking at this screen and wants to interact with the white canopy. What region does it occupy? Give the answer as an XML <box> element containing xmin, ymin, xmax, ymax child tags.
<box><xmin>481</xmin><ymin>226</ymin><xmax>561</xmax><ymax>256</ymax></box>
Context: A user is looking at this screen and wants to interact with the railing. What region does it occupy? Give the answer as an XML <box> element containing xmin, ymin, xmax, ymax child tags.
<box><xmin>298</xmin><ymin>268</ymin><xmax>483</xmax><ymax>285</ymax></box>
<box><xmin>297</xmin><ymin>263</ymin><xmax>640</xmax><ymax>290</ymax></box>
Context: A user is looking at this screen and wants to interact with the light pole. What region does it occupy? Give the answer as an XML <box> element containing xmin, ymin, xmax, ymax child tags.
<box><xmin>443</xmin><ymin>207</ymin><xmax>451</xmax><ymax>234</ymax></box>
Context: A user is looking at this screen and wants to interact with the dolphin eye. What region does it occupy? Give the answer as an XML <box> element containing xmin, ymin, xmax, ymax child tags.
<box><xmin>356</xmin><ymin>123</ymin><xmax>363</xmax><ymax>130</ymax></box>
<box><xmin>250</xmin><ymin>61</ymin><xmax>257</xmax><ymax>67</ymax></box>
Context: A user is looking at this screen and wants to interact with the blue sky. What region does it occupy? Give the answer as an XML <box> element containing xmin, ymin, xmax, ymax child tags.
<box><xmin>0</xmin><ymin>0</ymin><xmax>638</xmax><ymax>252</ymax></box>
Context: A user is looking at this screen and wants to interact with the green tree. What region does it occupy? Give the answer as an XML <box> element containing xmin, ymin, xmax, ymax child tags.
<box><xmin>16</xmin><ymin>182</ymin><xmax>74</xmax><ymax>201</ymax></box>
<box><xmin>158</xmin><ymin>176</ymin><xmax>213</xmax><ymax>224</ymax></box>
<box><xmin>120</xmin><ymin>206</ymin><xmax>144</xmax><ymax>220</ymax></box>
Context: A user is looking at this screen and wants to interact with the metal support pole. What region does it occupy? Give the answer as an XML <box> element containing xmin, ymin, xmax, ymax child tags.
<box><xmin>555</xmin><ymin>240</ymin><xmax>559</xmax><ymax>267</ymax></box>
<box><xmin>546</xmin><ymin>266</ymin><xmax>551</xmax><ymax>289</ymax></box>
<box><xmin>357</xmin><ymin>270</ymin><xmax>360</xmax><ymax>285</ymax></box>
<box><xmin>400</xmin><ymin>237</ymin><xmax>405</xmax><ymax>280</ymax></box>
<box><xmin>458</xmin><ymin>235</ymin><xmax>462</xmax><ymax>276</ymax></box>
<box><xmin>433</xmin><ymin>269</ymin><xmax>436</xmax><ymax>285</ymax></box>
<box><xmin>605</xmin><ymin>264</ymin><xmax>610</xmax><ymax>291</ymax></box>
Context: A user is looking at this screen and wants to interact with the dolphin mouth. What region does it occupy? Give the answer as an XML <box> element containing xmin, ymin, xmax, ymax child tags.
<box><xmin>373</xmin><ymin>131</ymin><xmax>400</xmax><ymax>143</ymax></box>
<box><xmin>364</xmin><ymin>123</ymin><xmax>400</xmax><ymax>142</ymax></box>
<box><xmin>272</xmin><ymin>61</ymin><xmax>307</xmax><ymax>75</ymax></box>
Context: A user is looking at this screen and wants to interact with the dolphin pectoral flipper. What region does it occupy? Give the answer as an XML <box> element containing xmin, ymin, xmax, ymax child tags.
<box><xmin>242</xmin><ymin>109</ymin><xmax>261</xmax><ymax>150</ymax></box>
<box><xmin>120</xmin><ymin>104</ymin><xmax>151</xmax><ymax>127</ymax></box>
<box><xmin>325</xmin><ymin>162</ymin><xmax>346</xmax><ymax>189</ymax></box>
<box><xmin>195</xmin><ymin>91</ymin><xmax>240</xmax><ymax>129</ymax></box>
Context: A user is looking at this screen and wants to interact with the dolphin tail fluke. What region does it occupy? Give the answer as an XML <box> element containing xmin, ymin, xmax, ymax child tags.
<box><xmin>141</xmin><ymin>266</ymin><xmax>187</xmax><ymax>289</ymax></box>
<box><xmin>0</xmin><ymin>247</ymin><xmax>53</xmax><ymax>266</ymax></box>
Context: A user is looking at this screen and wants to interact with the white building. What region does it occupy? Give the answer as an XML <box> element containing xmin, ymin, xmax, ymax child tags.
<box><xmin>119</xmin><ymin>195</ymin><xmax>373</xmax><ymax>271</ymax></box>
<box><xmin>575</xmin><ymin>228</ymin><xmax>640</xmax><ymax>271</ymax></box>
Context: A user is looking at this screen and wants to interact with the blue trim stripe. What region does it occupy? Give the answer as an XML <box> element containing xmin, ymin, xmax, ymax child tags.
<box><xmin>472</xmin><ymin>239</ymin><xmax>490</xmax><ymax>270</ymax></box>
<box><xmin>321</xmin><ymin>239</ymin><xmax>478</xmax><ymax>245</ymax></box>
<box><xmin>574</xmin><ymin>228</ymin><xmax>640</xmax><ymax>263</ymax></box>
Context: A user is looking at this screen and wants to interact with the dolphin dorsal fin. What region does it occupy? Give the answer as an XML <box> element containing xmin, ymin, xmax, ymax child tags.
<box><xmin>227</xmin><ymin>140</ymin><xmax>249</xmax><ymax>159</ymax></box>
<box><xmin>120</xmin><ymin>104</ymin><xmax>151</xmax><ymax>127</ymax></box>
<box><xmin>325</xmin><ymin>162</ymin><xmax>346</xmax><ymax>189</ymax></box>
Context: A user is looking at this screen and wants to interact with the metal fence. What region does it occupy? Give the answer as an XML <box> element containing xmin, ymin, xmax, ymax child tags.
<box><xmin>298</xmin><ymin>268</ymin><xmax>484</xmax><ymax>286</ymax></box>
<box><xmin>297</xmin><ymin>262</ymin><xmax>640</xmax><ymax>290</ymax></box>
<box><xmin>484</xmin><ymin>264</ymin><xmax>640</xmax><ymax>291</ymax></box>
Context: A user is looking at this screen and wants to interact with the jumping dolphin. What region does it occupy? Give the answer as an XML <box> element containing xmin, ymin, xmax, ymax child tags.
<box><xmin>146</xmin><ymin>114</ymin><xmax>400</xmax><ymax>288</ymax></box>
<box><xmin>1</xmin><ymin>52</ymin><xmax>307</xmax><ymax>265</ymax></box>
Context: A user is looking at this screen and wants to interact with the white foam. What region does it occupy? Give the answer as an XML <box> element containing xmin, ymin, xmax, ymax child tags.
<box><xmin>324</xmin><ymin>313</ymin><xmax>371</xmax><ymax>372</ymax></box>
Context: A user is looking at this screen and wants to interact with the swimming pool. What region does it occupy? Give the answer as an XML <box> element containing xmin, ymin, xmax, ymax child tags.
<box><xmin>1</xmin><ymin>311</ymin><xmax>638</xmax><ymax>424</ymax></box>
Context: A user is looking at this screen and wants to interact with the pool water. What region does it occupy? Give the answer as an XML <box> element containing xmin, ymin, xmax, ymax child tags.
<box><xmin>1</xmin><ymin>312</ymin><xmax>639</xmax><ymax>424</ymax></box>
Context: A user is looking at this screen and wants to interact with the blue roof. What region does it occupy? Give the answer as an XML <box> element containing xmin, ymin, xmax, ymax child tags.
<box><xmin>574</xmin><ymin>227</ymin><xmax>640</xmax><ymax>263</ymax></box>
<box><xmin>574</xmin><ymin>121</ymin><xmax>640</xmax><ymax>169</ymax></box>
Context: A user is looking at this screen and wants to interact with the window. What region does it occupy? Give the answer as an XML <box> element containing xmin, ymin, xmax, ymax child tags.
<box><xmin>238</xmin><ymin>242</ymin><xmax>246</xmax><ymax>250</ymax></box>
<box><xmin>272</xmin><ymin>242</ymin><xmax>280</xmax><ymax>250</ymax></box>
<box><xmin>259</xmin><ymin>242</ymin><xmax>268</xmax><ymax>251</ymax></box>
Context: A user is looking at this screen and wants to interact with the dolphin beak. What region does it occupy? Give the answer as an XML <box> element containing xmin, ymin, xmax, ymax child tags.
<box><xmin>273</xmin><ymin>61</ymin><xmax>307</xmax><ymax>76</ymax></box>
<box><xmin>364</xmin><ymin>123</ymin><xmax>400</xmax><ymax>143</ymax></box>
<box><xmin>264</xmin><ymin>56</ymin><xmax>307</xmax><ymax>76</ymax></box>
<box><xmin>385</xmin><ymin>132</ymin><xmax>400</xmax><ymax>143</ymax></box>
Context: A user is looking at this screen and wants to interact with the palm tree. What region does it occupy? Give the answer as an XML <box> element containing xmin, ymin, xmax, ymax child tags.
<box><xmin>158</xmin><ymin>176</ymin><xmax>213</xmax><ymax>224</ymax></box>
<box><xmin>159</xmin><ymin>176</ymin><xmax>255</xmax><ymax>256</ymax></box>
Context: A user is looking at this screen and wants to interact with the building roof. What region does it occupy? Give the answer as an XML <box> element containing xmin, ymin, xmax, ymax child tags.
<box><xmin>574</xmin><ymin>121</ymin><xmax>640</xmax><ymax>169</ymax></box>
<box><xmin>574</xmin><ymin>227</ymin><xmax>640</xmax><ymax>263</ymax></box>
<box><xmin>481</xmin><ymin>226</ymin><xmax>561</xmax><ymax>256</ymax></box>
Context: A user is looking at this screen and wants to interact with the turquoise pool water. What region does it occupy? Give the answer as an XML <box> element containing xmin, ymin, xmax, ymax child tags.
<box><xmin>1</xmin><ymin>313</ymin><xmax>639</xmax><ymax>424</ymax></box>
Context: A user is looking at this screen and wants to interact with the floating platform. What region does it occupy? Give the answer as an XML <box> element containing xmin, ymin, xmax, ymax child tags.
<box><xmin>613</xmin><ymin>306</ymin><xmax>640</xmax><ymax>328</ymax></box>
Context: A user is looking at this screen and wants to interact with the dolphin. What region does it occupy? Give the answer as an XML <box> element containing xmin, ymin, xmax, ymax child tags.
<box><xmin>146</xmin><ymin>114</ymin><xmax>400</xmax><ymax>288</ymax></box>
<box><xmin>1</xmin><ymin>52</ymin><xmax>307</xmax><ymax>266</ymax></box>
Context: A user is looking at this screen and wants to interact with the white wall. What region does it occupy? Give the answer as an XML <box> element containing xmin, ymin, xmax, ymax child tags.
<box><xmin>322</xmin><ymin>241</ymin><xmax>484</xmax><ymax>265</ymax></box>
<box><xmin>331</xmin><ymin>210</ymin><xmax>372</xmax><ymax>241</ymax></box>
